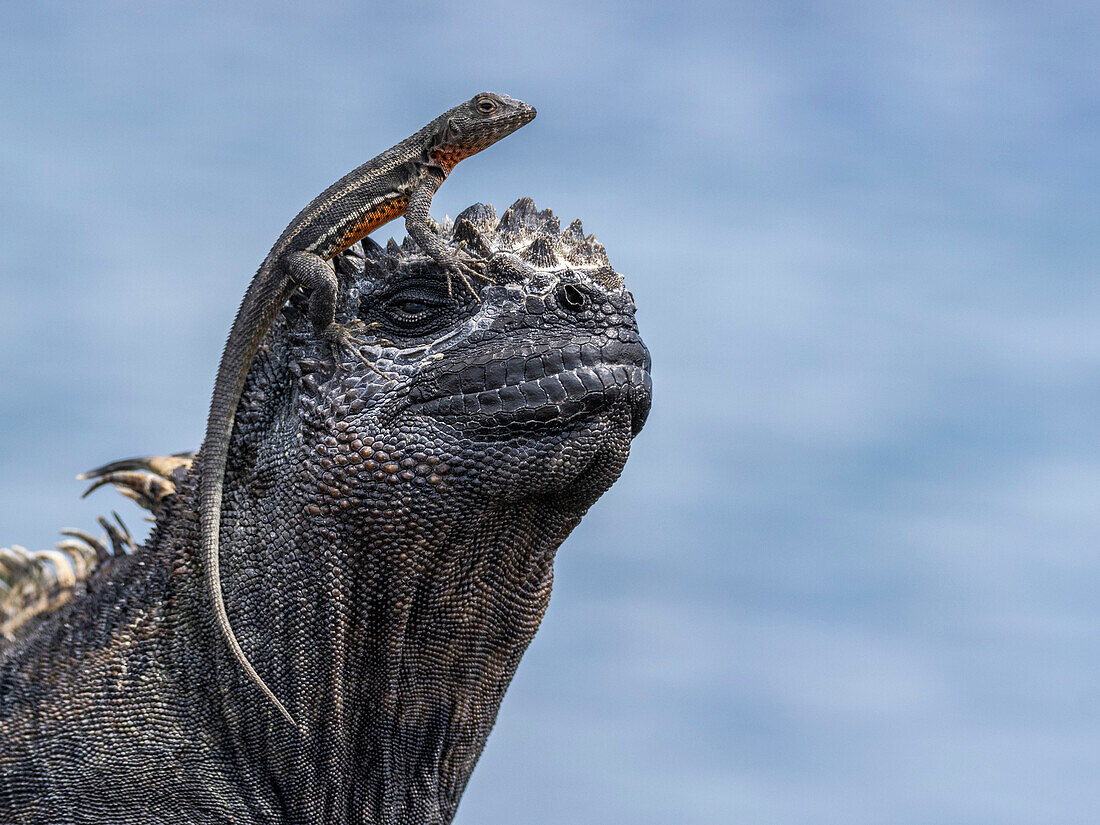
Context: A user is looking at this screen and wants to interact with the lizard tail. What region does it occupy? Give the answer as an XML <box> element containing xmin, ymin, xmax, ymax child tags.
<box><xmin>198</xmin><ymin>271</ymin><xmax>299</xmax><ymax>731</ymax></box>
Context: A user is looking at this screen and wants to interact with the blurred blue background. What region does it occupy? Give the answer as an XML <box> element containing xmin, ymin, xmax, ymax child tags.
<box><xmin>2</xmin><ymin>2</ymin><xmax>1099</xmax><ymax>822</ymax></box>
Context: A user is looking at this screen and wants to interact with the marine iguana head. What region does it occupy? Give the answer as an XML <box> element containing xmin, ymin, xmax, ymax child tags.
<box><xmin>341</xmin><ymin>201</ymin><xmax>647</xmax><ymax>508</ymax></box>
<box><xmin>254</xmin><ymin>197</ymin><xmax>650</xmax><ymax>531</ymax></box>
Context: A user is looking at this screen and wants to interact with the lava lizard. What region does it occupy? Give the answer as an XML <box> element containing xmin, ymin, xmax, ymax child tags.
<box><xmin>199</xmin><ymin>92</ymin><xmax>536</xmax><ymax>729</ymax></box>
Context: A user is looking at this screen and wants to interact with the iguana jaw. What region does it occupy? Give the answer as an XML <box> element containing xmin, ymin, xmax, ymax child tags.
<box><xmin>411</xmin><ymin>355</ymin><xmax>652</xmax><ymax>433</ymax></box>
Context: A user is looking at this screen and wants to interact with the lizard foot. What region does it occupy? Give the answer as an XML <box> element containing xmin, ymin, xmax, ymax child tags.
<box><xmin>322</xmin><ymin>323</ymin><xmax>364</xmax><ymax>361</ymax></box>
<box><xmin>321</xmin><ymin>323</ymin><xmax>387</xmax><ymax>377</ymax></box>
<box><xmin>440</xmin><ymin>247</ymin><xmax>496</xmax><ymax>301</ymax></box>
<box><xmin>357</xmin><ymin>320</ymin><xmax>395</xmax><ymax>348</ymax></box>
<box><xmin>321</xmin><ymin>323</ymin><xmax>374</xmax><ymax>367</ymax></box>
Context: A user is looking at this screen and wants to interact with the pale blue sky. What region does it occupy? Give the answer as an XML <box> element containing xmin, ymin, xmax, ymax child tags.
<box><xmin>2</xmin><ymin>2</ymin><xmax>1099</xmax><ymax>822</ymax></box>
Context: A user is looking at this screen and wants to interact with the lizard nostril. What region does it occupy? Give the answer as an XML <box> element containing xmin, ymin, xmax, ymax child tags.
<box><xmin>557</xmin><ymin>282</ymin><xmax>587</xmax><ymax>312</ymax></box>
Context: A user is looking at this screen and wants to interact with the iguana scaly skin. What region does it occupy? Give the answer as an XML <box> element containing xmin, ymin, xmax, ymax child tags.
<box><xmin>0</xmin><ymin>200</ymin><xmax>651</xmax><ymax>824</ymax></box>
<box><xmin>199</xmin><ymin>94</ymin><xmax>535</xmax><ymax>726</ymax></box>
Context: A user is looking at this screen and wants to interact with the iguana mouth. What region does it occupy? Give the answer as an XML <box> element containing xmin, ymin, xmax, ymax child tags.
<box><xmin>416</xmin><ymin>363</ymin><xmax>651</xmax><ymax>433</ymax></box>
<box><xmin>410</xmin><ymin>338</ymin><xmax>651</xmax><ymax>434</ymax></box>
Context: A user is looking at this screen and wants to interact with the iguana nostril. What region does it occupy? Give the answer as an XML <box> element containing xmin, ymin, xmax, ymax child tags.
<box><xmin>557</xmin><ymin>282</ymin><xmax>587</xmax><ymax>311</ymax></box>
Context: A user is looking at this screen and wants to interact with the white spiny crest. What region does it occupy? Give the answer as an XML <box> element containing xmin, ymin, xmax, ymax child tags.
<box><xmin>0</xmin><ymin>453</ymin><xmax>192</xmax><ymax>644</ymax></box>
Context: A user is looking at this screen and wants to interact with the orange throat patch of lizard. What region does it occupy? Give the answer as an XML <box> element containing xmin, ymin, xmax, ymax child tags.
<box><xmin>431</xmin><ymin>147</ymin><xmax>473</xmax><ymax>174</ymax></box>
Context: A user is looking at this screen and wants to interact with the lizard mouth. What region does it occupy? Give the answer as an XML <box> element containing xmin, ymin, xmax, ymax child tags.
<box><xmin>410</xmin><ymin>338</ymin><xmax>652</xmax><ymax>435</ymax></box>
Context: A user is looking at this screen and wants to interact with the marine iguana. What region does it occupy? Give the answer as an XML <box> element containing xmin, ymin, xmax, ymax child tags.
<box><xmin>0</xmin><ymin>200</ymin><xmax>651</xmax><ymax>824</ymax></box>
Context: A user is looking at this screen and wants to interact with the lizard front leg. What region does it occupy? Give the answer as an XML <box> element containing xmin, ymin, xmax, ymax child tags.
<box><xmin>405</xmin><ymin>173</ymin><xmax>494</xmax><ymax>299</ymax></box>
<box><xmin>281</xmin><ymin>250</ymin><xmax>368</xmax><ymax>364</ymax></box>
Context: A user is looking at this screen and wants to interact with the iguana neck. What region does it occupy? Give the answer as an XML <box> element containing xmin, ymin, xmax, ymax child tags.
<box><xmin>198</xmin><ymin>468</ymin><xmax>579</xmax><ymax>824</ymax></box>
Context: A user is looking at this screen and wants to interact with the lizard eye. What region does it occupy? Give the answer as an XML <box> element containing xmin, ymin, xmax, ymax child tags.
<box><xmin>476</xmin><ymin>97</ymin><xmax>497</xmax><ymax>115</ymax></box>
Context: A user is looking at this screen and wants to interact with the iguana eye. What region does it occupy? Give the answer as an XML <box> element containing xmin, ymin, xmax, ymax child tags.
<box><xmin>395</xmin><ymin>299</ymin><xmax>429</xmax><ymax>316</ymax></box>
<box><xmin>379</xmin><ymin>287</ymin><xmax>452</xmax><ymax>330</ymax></box>
<box><xmin>476</xmin><ymin>97</ymin><xmax>496</xmax><ymax>115</ymax></box>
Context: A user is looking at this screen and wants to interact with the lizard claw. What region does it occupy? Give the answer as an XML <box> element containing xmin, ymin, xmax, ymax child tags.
<box><xmin>441</xmin><ymin>253</ymin><xmax>495</xmax><ymax>301</ymax></box>
<box><xmin>354</xmin><ymin>320</ymin><xmax>396</xmax><ymax>348</ymax></box>
<box><xmin>455</xmin><ymin>243</ymin><xmax>493</xmax><ymax>279</ymax></box>
<box><xmin>452</xmin><ymin>239</ymin><xmax>483</xmax><ymax>262</ymax></box>
<box><xmin>321</xmin><ymin>322</ymin><xmax>397</xmax><ymax>380</ymax></box>
<box><xmin>322</xmin><ymin>324</ymin><xmax>369</xmax><ymax>366</ymax></box>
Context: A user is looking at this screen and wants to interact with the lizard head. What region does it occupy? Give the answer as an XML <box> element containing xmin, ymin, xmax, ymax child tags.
<box><xmin>432</xmin><ymin>92</ymin><xmax>537</xmax><ymax>167</ymax></box>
